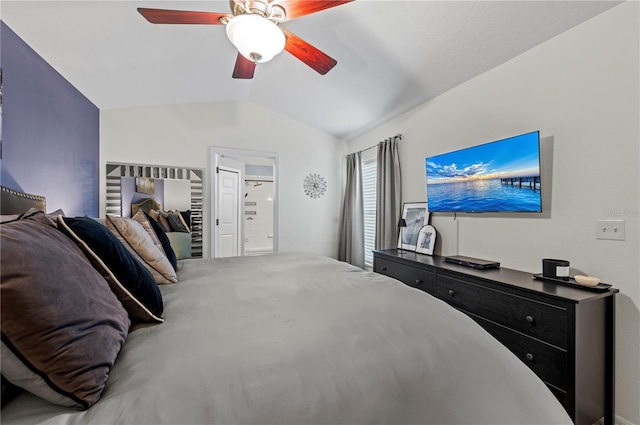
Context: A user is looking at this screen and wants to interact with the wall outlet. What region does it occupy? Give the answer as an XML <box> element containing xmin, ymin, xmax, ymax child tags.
<box><xmin>596</xmin><ymin>219</ymin><xmax>625</xmax><ymax>241</ymax></box>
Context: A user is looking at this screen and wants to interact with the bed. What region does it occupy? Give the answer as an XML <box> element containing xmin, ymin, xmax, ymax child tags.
<box><xmin>1</xmin><ymin>186</ymin><xmax>572</xmax><ymax>425</ymax></box>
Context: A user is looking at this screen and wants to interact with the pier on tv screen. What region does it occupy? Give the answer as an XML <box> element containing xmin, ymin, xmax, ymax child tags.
<box><xmin>425</xmin><ymin>131</ymin><xmax>542</xmax><ymax>213</ymax></box>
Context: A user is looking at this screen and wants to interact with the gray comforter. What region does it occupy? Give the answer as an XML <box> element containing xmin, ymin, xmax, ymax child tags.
<box><xmin>2</xmin><ymin>253</ymin><xmax>572</xmax><ymax>424</ymax></box>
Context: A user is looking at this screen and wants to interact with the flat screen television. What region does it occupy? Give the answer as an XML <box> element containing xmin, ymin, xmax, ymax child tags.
<box><xmin>425</xmin><ymin>131</ymin><xmax>542</xmax><ymax>212</ymax></box>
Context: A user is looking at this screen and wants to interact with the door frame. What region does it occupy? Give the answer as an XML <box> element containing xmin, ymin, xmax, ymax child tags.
<box><xmin>210</xmin><ymin>147</ymin><xmax>279</xmax><ymax>258</ymax></box>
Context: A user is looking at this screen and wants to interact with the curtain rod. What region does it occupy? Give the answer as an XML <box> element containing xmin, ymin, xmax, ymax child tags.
<box><xmin>346</xmin><ymin>133</ymin><xmax>402</xmax><ymax>157</ymax></box>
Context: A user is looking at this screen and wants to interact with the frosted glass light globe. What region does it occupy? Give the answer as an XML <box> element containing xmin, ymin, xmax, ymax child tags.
<box><xmin>226</xmin><ymin>14</ymin><xmax>285</xmax><ymax>63</ymax></box>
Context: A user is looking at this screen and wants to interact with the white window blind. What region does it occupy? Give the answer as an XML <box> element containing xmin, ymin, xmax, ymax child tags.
<box><xmin>362</xmin><ymin>159</ymin><xmax>377</xmax><ymax>267</ymax></box>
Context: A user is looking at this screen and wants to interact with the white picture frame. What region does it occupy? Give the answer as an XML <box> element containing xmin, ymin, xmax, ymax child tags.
<box><xmin>416</xmin><ymin>225</ymin><xmax>437</xmax><ymax>255</ymax></box>
<box><xmin>398</xmin><ymin>202</ymin><xmax>430</xmax><ymax>251</ymax></box>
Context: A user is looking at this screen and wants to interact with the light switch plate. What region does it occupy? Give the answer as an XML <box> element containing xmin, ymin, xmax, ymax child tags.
<box><xmin>596</xmin><ymin>220</ymin><xmax>625</xmax><ymax>241</ymax></box>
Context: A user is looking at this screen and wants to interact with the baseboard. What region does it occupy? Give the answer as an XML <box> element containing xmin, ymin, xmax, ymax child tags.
<box><xmin>596</xmin><ymin>415</ymin><xmax>637</xmax><ymax>425</ymax></box>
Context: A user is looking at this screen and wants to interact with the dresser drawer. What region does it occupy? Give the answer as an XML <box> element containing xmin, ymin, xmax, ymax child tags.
<box><xmin>436</xmin><ymin>274</ymin><xmax>567</xmax><ymax>349</ymax></box>
<box><xmin>374</xmin><ymin>257</ymin><xmax>435</xmax><ymax>295</ymax></box>
<box><xmin>471</xmin><ymin>313</ymin><xmax>568</xmax><ymax>391</ymax></box>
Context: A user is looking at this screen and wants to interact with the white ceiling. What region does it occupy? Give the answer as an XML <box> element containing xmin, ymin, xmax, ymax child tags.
<box><xmin>1</xmin><ymin>1</ymin><xmax>621</xmax><ymax>139</ymax></box>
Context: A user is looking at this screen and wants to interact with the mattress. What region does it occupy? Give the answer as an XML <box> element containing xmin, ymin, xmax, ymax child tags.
<box><xmin>1</xmin><ymin>252</ymin><xmax>572</xmax><ymax>425</ymax></box>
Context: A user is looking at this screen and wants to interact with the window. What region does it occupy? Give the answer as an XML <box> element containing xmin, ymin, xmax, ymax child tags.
<box><xmin>362</xmin><ymin>158</ymin><xmax>377</xmax><ymax>267</ymax></box>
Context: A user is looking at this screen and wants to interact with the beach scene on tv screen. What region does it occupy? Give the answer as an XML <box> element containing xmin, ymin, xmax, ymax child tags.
<box><xmin>426</xmin><ymin>132</ymin><xmax>541</xmax><ymax>212</ymax></box>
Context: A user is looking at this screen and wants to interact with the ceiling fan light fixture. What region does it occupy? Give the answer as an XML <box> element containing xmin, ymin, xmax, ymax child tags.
<box><xmin>226</xmin><ymin>14</ymin><xmax>285</xmax><ymax>63</ymax></box>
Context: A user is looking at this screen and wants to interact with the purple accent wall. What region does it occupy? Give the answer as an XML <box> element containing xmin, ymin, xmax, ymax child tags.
<box><xmin>0</xmin><ymin>22</ymin><xmax>99</xmax><ymax>216</ymax></box>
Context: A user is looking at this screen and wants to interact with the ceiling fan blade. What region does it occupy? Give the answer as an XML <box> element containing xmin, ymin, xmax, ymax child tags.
<box><xmin>232</xmin><ymin>54</ymin><xmax>256</xmax><ymax>79</ymax></box>
<box><xmin>282</xmin><ymin>28</ymin><xmax>337</xmax><ymax>75</ymax></box>
<box><xmin>137</xmin><ymin>8</ymin><xmax>229</xmax><ymax>25</ymax></box>
<box><xmin>277</xmin><ymin>0</ymin><xmax>354</xmax><ymax>22</ymax></box>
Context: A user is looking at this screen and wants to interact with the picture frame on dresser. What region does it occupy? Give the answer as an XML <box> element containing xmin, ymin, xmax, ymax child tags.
<box><xmin>416</xmin><ymin>225</ymin><xmax>436</xmax><ymax>255</ymax></box>
<box><xmin>397</xmin><ymin>202</ymin><xmax>429</xmax><ymax>251</ymax></box>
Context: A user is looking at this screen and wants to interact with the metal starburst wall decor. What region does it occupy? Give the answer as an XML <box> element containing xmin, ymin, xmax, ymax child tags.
<box><xmin>303</xmin><ymin>173</ymin><xmax>327</xmax><ymax>199</ymax></box>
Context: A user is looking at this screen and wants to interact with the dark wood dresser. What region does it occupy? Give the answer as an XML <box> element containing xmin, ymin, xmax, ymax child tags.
<box><xmin>373</xmin><ymin>249</ymin><xmax>618</xmax><ymax>425</ymax></box>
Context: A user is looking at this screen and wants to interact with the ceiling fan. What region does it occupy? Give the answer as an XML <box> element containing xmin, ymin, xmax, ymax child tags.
<box><xmin>138</xmin><ymin>0</ymin><xmax>353</xmax><ymax>79</ymax></box>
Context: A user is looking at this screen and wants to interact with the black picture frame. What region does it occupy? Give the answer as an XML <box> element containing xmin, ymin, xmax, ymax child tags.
<box><xmin>416</xmin><ymin>225</ymin><xmax>437</xmax><ymax>255</ymax></box>
<box><xmin>397</xmin><ymin>202</ymin><xmax>429</xmax><ymax>251</ymax></box>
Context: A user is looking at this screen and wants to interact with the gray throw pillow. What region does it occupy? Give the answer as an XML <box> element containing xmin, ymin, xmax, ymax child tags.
<box><xmin>0</xmin><ymin>212</ymin><xmax>130</xmax><ymax>409</ymax></box>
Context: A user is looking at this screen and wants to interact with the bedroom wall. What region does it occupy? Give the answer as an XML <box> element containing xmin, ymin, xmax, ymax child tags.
<box><xmin>0</xmin><ymin>22</ymin><xmax>99</xmax><ymax>216</ymax></box>
<box><xmin>347</xmin><ymin>3</ymin><xmax>639</xmax><ymax>424</ymax></box>
<box><xmin>100</xmin><ymin>101</ymin><xmax>345</xmax><ymax>258</ymax></box>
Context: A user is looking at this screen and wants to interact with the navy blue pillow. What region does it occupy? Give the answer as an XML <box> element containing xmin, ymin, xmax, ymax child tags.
<box><xmin>57</xmin><ymin>216</ymin><xmax>163</xmax><ymax>322</ymax></box>
<box><xmin>180</xmin><ymin>210</ymin><xmax>191</xmax><ymax>229</ymax></box>
<box><xmin>166</xmin><ymin>212</ymin><xmax>189</xmax><ymax>232</ymax></box>
<box><xmin>144</xmin><ymin>211</ymin><xmax>178</xmax><ymax>271</ymax></box>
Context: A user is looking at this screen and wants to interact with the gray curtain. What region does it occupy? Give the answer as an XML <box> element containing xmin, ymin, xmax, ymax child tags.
<box><xmin>375</xmin><ymin>135</ymin><xmax>402</xmax><ymax>250</ymax></box>
<box><xmin>338</xmin><ymin>152</ymin><xmax>365</xmax><ymax>268</ymax></box>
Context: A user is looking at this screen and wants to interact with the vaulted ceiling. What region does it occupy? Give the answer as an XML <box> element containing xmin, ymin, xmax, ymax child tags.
<box><xmin>0</xmin><ymin>1</ymin><xmax>621</xmax><ymax>139</ymax></box>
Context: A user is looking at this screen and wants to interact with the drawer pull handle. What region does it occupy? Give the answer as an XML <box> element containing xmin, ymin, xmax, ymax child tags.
<box><xmin>526</xmin><ymin>353</ymin><xmax>534</xmax><ymax>361</ymax></box>
<box><xmin>382</xmin><ymin>267</ymin><xmax>387</xmax><ymax>271</ymax></box>
<box><xmin>415</xmin><ymin>279</ymin><xmax>422</xmax><ymax>284</ymax></box>
<box><xmin>526</xmin><ymin>315</ymin><xmax>534</xmax><ymax>324</ymax></box>
<box><xmin>448</xmin><ymin>289</ymin><xmax>455</xmax><ymax>297</ymax></box>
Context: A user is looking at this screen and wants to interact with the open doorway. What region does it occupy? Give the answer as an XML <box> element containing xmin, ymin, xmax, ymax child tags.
<box><xmin>210</xmin><ymin>147</ymin><xmax>278</xmax><ymax>258</ymax></box>
<box><xmin>244</xmin><ymin>175</ymin><xmax>274</xmax><ymax>256</ymax></box>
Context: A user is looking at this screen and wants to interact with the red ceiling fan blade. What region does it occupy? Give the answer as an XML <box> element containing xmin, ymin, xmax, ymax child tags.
<box><xmin>137</xmin><ymin>8</ymin><xmax>229</xmax><ymax>25</ymax></box>
<box><xmin>282</xmin><ymin>28</ymin><xmax>337</xmax><ymax>75</ymax></box>
<box><xmin>277</xmin><ymin>0</ymin><xmax>354</xmax><ymax>22</ymax></box>
<box><xmin>232</xmin><ymin>54</ymin><xmax>256</xmax><ymax>79</ymax></box>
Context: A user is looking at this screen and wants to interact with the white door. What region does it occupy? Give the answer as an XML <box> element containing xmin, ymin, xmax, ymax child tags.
<box><xmin>211</xmin><ymin>147</ymin><xmax>280</xmax><ymax>257</ymax></box>
<box><xmin>216</xmin><ymin>168</ymin><xmax>240</xmax><ymax>257</ymax></box>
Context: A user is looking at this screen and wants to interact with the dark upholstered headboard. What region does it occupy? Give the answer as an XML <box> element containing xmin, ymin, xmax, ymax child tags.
<box><xmin>0</xmin><ymin>186</ymin><xmax>47</xmax><ymax>215</ymax></box>
<box><xmin>131</xmin><ymin>198</ymin><xmax>162</xmax><ymax>217</ymax></box>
